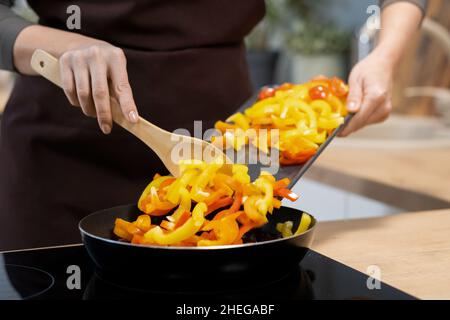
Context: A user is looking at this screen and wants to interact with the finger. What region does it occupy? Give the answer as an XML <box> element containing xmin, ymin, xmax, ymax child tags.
<box><xmin>346</xmin><ymin>73</ymin><xmax>363</xmax><ymax>114</ymax></box>
<box><xmin>339</xmin><ymin>74</ymin><xmax>364</xmax><ymax>137</ymax></box>
<box><xmin>340</xmin><ymin>89</ymin><xmax>380</xmax><ymax>137</ymax></box>
<box><xmin>71</xmin><ymin>54</ymin><xmax>96</xmax><ymax>118</ymax></box>
<box><xmin>89</xmin><ymin>58</ymin><xmax>112</xmax><ymax>134</ymax></box>
<box><xmin>59</xmin><ymin>54</ymin><xmax>79</xmax><ymax>107</ymax></box>
<box><xmin>108</xmin><ymin>49</ymin><xmax>139</xmax><ymax>123</ymax></box>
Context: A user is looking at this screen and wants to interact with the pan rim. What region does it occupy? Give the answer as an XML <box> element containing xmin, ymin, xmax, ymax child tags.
<box><xmin>79</xmin><ymin>204</ymin><xmax>316</xmax><ymax>251</ymax></box>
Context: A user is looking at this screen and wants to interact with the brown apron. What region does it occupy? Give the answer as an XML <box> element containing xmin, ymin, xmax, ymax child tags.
<box><xmin>0</xmin><ymin>0</ymin><xmax>265</xmax><ymax>251</ymax></box>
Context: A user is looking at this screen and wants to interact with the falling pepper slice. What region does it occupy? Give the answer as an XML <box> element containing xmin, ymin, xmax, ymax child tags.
<box><xmin>254</xmin><ymin>177</ymin><xmax>274</xmax><ymax>215</ymax></box>
<box><xmin>190</xmin><ymin>163</ymin><xmax>222</xmax><ymax>203</ymax></box>
<box><xmin>166</xmin><ymin>169</ymin><xmax>198</xmax><ymax>204</ymax></box>
<box><xmin>138</xmin><ymin>176</ymin><xmax>173</xmax><ymax>212</ymax></box>
<box><xmin>115</xmin><ymin>161</ymin><xmax>302</xmax><ymax>247</ymax></box>
<box><xmin>244</xmin><ymin>195</ymin><xmax>268</xmax><ymax>226</ymax></box>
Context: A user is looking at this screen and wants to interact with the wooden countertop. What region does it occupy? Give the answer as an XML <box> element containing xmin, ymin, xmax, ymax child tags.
<box><xmin>305</xmin><ymin>146</ymin><xmax>450</xmax><ymax>211</ymax></box>
<box><xmin>312</xmin><ymin>208</ymin><xmax>450</xmax><ymax>300</ymax></box>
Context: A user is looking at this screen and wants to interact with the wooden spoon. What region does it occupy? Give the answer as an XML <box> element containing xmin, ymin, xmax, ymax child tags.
<box><xmin>31</xmin><ymin>49</ymin><xmax>232</xmax><ymax>177</ymax></box>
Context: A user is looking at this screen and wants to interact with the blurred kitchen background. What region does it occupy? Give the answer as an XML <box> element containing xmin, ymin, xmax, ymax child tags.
<box><xmin>1</xmin><ymin>0</ymin><xmax>449</xmax><ymax>221</ymax></box>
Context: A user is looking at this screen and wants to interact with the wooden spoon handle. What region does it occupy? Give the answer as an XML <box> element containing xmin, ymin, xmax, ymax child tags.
<box><xmin>30</xmin><ymin>49</ymin><xmax>62</xmax><ymax>87</ymax></box>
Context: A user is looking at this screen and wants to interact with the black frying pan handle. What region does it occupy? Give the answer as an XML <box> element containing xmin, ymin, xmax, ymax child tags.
<box><xmin>287</xmin><ymin>113</ymin><xmax>355</xmax><ymax>188</ymax></box>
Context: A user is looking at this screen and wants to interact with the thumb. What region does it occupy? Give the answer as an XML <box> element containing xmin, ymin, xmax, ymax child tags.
<box><xmin>346</xmin><ymin>74</ymin><xmax>363</xmax><ymax>113</ymax></box>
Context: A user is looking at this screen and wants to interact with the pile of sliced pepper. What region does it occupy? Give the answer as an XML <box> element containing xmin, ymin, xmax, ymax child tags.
<box><xmin>113</xmin><ymin>160</ymin><xmax>309</xmax><ymax>247</ymax></box>
<box><xmin>213</xmin><ymin>76</ymin><xmax>349</xmax><ymax>165</ymax></box>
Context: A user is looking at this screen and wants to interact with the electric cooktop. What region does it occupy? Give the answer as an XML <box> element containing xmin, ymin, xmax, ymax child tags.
<box><xmin>0</xmin><ymin>244</ymin><xmax>415</xmax><ymax>300</ymax></box>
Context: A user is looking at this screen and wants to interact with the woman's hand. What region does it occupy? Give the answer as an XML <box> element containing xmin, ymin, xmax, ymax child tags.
<box><xmin>59</xmin><ymin>41</ymin><xmax>138</xmax><ymax>134</ymax></box>
<box><xmin>339</xmin><ymin>1</ymin><xmax>424</xmax><ymax>137</ymax></box>
<box><xmin>13</xmin><ymin>25</ymin><xmax>139</xmax><ymax>134</ymax></box>
<box><xmin>339</xmin><ymin>51</ymin><xmax>394</xmax><ymax>137</ymax></box>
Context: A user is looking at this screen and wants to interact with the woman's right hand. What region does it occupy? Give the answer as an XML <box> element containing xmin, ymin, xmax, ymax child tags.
<box><xmin>59</xmin><ymin>41</ymin><xmax>138</xmax><ymax>134</ymax></box>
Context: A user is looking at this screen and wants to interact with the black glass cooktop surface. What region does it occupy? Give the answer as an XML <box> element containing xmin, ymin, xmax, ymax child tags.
<box><xmin>0</xmin><ymin>245</ymin><xmax>415</xmax><ymax>300</ymax></box>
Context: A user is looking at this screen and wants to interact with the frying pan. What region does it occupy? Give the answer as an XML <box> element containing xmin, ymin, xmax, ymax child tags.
<box><xmin>79</xmin><ymin>90</ymin><xmax>352</xmax><ymax>290</ymax></box>
<box><xmin>79</xmin><ymin>204</ymin><xmax>315</xmax><ymax>290</ymax></box>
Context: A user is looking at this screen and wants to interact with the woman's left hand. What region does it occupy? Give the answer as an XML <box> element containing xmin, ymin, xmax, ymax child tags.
<box><xmin>339</xmin><ymin>51</ymin><xmax>394</xmax><ymax>137</ymax></box>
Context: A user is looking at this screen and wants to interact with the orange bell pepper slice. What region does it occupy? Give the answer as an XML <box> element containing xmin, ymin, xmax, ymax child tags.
<box><xmin>198</xmin><ymin>214</ymin><xmax>240</xmax><ymax>246</ymax></box>
<box><xmin>203</xmin><ymin>211</ymin><xmax>243</xmax><ymax>231</ymax></box>
<box><xmin>131</xmin><ymin>234</ymin><xmax>145</xmax><ymax>244</ymax></box>
<box><xmin>215</xmin><ymin>173</ymin><xmax>242</xmax><ymax>191</ymax></box>
<box><xmin>204</xmin><ymin>188</ymin><xmax>228</xmax><ymax>206</ymax></box>
<box><xmin>212</xmin><ymin>192</ymin><xmax>242</xmax><ymax>220</ymax></box>
<box><xmin>238</xmin><ymin>222</ymin><xmax>257</xmax><ymax>240</ymax></box>
<box><xmin>272</xmin><ymin>198</ymin><xmax>282</xmax><ymax>209</ymax></box>
<box><xmin>174</xmin><ymin>211</ymin><xmax>191</xmax><ymax>229</ymax></box>
<box><xmin>205</xmin><ymin>196</ymin><xmax>233</xmax><ymax>216</ymax></box>
<box><xmin>159</xmin><ymin>177</ymin><xmax>176</xmax><ymax>189</ymax></box>
<box><xmin>274</xmin><ymin>188</ymin><xmax>299</xmax><ymax>202</ymax></box>
<box><xmin>243</xmin><ymin>196</ymin><xmax>268</xmax><ymax>225</ymax></box>
<box><xmin>134</xmin><ymin>214</ymin><xmax>152</xmax><ymax>232</ymax></box>
<box><xmin>145</xmin><ymin>202</ymin><xmax>206</xmax><ymax>245</ymax></box>
<box><xmin>113</xmin><ymin>218</ymin><xmax>138</xmax><ymax>241</ymax></box>
<box><xmin>160</xmin><ymin>220</ymin><xmax>175</xmax><ymax>231</ymax></box>
<box><xmin>215</xmin><ymin>121</ymin><xmax>237</xmax><ymax>133</ymax></box>
<box><xmin>147</xmin><ymin>208</ymin><xmax>173</xmax><ymax>216</ymax></box>
<box><xmin>273</xmin><ymin>178</ymin><xmax>291</xmax><ymax>191</ymax></box>
<box><xmin>144</xmin><ymin>187</ymin><xmax>177</xmax><ymax>215</ymax></box>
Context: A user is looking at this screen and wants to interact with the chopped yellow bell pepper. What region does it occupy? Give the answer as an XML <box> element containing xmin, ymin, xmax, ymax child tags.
<box><xmin>166</xmin><ymin>169</ymin><xmax>198</xmax><ymax>204</ymax></box>
<box><xmin>327</xmin><ymin>95</ymin><xmax>347</xmax><ymax>116</ymax></box>
<box><xmin>254</xmin><ymin>177</ymin><xmax>274</xmax><ymax>215</ymax></box>
<box><xmin>178</xmin><ymin>159</ymin><xmax>207</xmax><ymax>174</ymax></box>
<box><xmin>134</xmin><ymin>215</ymin><xmax>151</xmax><ymax>232</ymax></box>
<box><xmin>144</xmin><ymin>202</ymin><xmax>207</xmax><ymax>245</ymax></box>
<box><xmin>232</xmin><ymin>164</ymin><xmax>251</xmax><ymax>184</ymax></box>
<box><xmin>310</xmin><ymin>99</ymin><xmax>332</xmax><ymax>116</ymax></box>
<box><xmin>169</xmin><ymin>187</ymin><xmax>191</xmax><ymax>222</ymax></box>
<box><xmin>115</xmin><ymin>160</ymin><xmax>304</xmax><ymax>247</ymax></box>
<box><xmin>212</xmin><ymin>77</ymin><xmax>348</xmax><ymax>165</ymax></box>
<box><xmin>295</xmin><ymin>212</ymin><xmax>312</xmax><ymax>235</ymax></box>
<box><xmin>190</xmin><ymin>163</ymin><xmax>223</xmax><ymax>202</ymax></box>
<box><xmin>244</xmin><ymin>97</ymin><xmax>280</xmax><ymax>119</ymax></box>
<box><xmin>276</xmin><ymin>221</ymin><xmax>294</xmax><ymax>238</ymax></box>
<box><xmin>226</xmin><ymin>112</ymin><xmax>250</xmax><ymax>130</ymax></box>
<box><xmin>285</xmin><ymin>98</ymin><xmax>317</xmax><ymax>129</ymax></box>
<box><xmin>138</xmin><ymin>176</ymin><xmax>173</xmax><ymax>212</ymax></box>
<box><xmin>215</xmin><ymin>120</ymin><xmax>237</xmax><ymax>133</ymax></box>
<box><xmin>243</xmin><ymin>195</ymin><xmax>268</xmax><ymax>225</ymax></box>
<box><xmin>318</xmin><ymin>116</ymin><xmax>344</xmax><ymax>130</ymax></box>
